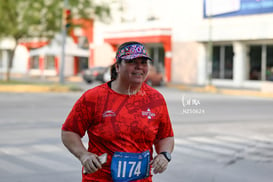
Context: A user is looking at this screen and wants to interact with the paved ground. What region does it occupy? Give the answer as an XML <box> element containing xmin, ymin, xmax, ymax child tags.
<box><xmin>1</xmin><ymin>76</ymin><xmax>273</xmax><ymax>99</ymax></box>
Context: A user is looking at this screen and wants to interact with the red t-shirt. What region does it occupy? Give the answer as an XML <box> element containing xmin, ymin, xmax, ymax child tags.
<box><xmin>62</xmin><ymin>82</ymin><xmax>174</xmax><ymax>182</ymax></box>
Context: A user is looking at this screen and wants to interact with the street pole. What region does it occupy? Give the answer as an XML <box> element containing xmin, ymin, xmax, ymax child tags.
<box><xmin>207</xmin><ymin>15</ymin><xmax>213</xmax><ymax>86</ymax></box>
<box><xmin>59</xmin><ymin>0</ymin><xmax>68</xmax><ymax>84</ymax></box>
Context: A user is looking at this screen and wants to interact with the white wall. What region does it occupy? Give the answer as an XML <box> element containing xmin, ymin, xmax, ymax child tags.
<box><xmin>11</xmin><ymin>45</ymin><xmax>29</xmax><ymax>74</ymax></box>
<box><xmin>196</xmin><ymin>13</ymin><xmax>273</xmax><ymax>42</ymax></box>
<box><xmin>0</xmin><ymin>38</ymin><xmax>16</xmax><ymax>49</ymax></box>
<box><xmin>64</xmin><ymin>56</ymin><xmax>74</xmax><ymax>76</ymax></box>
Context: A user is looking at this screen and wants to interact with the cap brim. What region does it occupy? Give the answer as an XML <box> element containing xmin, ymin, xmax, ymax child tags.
<box><xmin>121</xmin><ymin>54</ymin><xmax>153</xmax><ymax>61</ymax></box>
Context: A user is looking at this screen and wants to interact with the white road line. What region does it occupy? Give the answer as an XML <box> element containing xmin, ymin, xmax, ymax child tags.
<box><xmin>0</xmin><ymin>144</ymin><xmax>80</xmax><ymax>172</ymax></box>
<box><xmin>19</xmin><ymin>154</ymin><xmax>77</xmax><ymax>172</ymax></box>
<box><xmin>0</xmin><ymin>147</ymin><xmax>27</xmax><ymax>155</ymax></box>
<box><xmin>30</xmin><ymin>144</ymin><xmax>77</xmax><ymax>160</ymax></box>
<box><xmin>249</xmin><ymin>135</ymin><xmax>273</xmax><ymax>143</ymax></box>
<box><xmin>215</xmin><ymin>135</ymin><xmax>257</xmax><ymax>146</ymax></box>
<box><xmin>216</xmin><ymin>135</ymin><xmax>273</xmax><ymax>151</ymax></box>
<box><xmin>30</xmin><ymin>144</ymin><xmax>64</xmax><ymax>153</ymax></box>
<box><xmin>0</xmin><ymin>158</ymin><xmax>33</xmax><ymax>174</ymax></box>
<box><xmin>174</xmin><ymin>145</ymin><xmax>226</xmax><ymax>162</ymax></box>
<box><xmin>187</xmin><ymin>137</ymin><xmax>244</xmax><ymax>151</ymax></box>
<box><xmin>175</xmin><ymin>135</ymin><xmax>273</xmax><ymax>163</ymax></box>
<box><xmin>175</xmin><ymin>138</ymin><xmax>236</xmax><ymax>156</ymax></box>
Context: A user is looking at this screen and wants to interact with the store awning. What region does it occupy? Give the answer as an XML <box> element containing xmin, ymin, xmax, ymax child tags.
<box><xmin>29</xmin><ymin>38</ymin><xmax>89</xmax><ymax>57</ymax></box>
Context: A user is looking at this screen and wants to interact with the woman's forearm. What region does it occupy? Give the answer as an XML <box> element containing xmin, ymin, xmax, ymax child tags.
<box><xmin>154</xmin><ymin>137</ymin><xmax>174</xmax><ymax>154</ymax></box>
<box><xmin>61</xmin><ymin>130</ymin><xmax>88</xmax><ymax>160</ymax></box>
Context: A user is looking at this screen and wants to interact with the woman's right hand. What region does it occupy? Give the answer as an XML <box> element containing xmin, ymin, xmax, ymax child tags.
<box><xmin>80</xmin><ymin>152</ymin><xmax>102</xmax><ymax>174</ymax></box>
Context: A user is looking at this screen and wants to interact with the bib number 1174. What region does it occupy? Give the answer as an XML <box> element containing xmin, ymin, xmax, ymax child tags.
<box><xmin>117</xmin><ymin>161</ymin><xmax>142</xmax><ymax>178</ymax></box>
<box><xmin>111</xmin><ymin>151</ymin><xmax>150</xmax><ymax>181</ymax></box>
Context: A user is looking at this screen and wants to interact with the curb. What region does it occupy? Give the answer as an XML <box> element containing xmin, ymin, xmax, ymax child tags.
<box><xmin>1</xmin><ymin>83</ymin><xmax>273</xmax><ymax>98</ymax></box>
<box><xmin>167</xmin><ymin>84</ymin><xmax>273</xmax><ymax>99</ymax></box>
<box><xmin>0</xmin><ymin>84</ymin><xmax>72</xmax><ymax>93</ymax></box>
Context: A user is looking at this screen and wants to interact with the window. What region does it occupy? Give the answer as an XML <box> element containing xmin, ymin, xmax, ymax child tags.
<box><xmin>249</xmin><ymin>46</ymin><xmax>261</xmax><ymax>80</ymax></box>
<box><xmin>78</xmin><ymin>36</ymin><xmax>89</xmax><ymax>50</ymax></box>
<box><xmin>212</xmin><ymin>45</ymin><xmax>233</xmax><ymax>79</ymax></box>
<box><xmin>78</xmin><ymin>57</ymin><xmax>89</xmax><ymax>73</ymax></box>
<box><xmin>44</xmin><ymin>56</ymin><xmax>55</xmax><ymax>70</ymax></box>
<box><xmin>30</xmin><ymin>56</ymin><xmax>39</xmax><ymax>69</ymax></box>
<box><xmin>249</xmin><ymin>45</ymin><xmax>273</xmax><ymax>81</ymax></box>
<box><xmin>212</xmin><ymin>46</ymin><xmax>220</xmax><ymax>78</ymax></box>
<box><xmin>149</xmin><ymin>46</ymin><xmax>165</xmax><ymax>72</ymax></box>
<box><xmin>266</xmin><ymin>46</ymin><xmax>273</xmax><ymax>81</ymax></box>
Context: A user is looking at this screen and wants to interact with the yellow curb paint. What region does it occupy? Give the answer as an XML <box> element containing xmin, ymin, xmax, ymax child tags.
<box><xmin>0</xmin><ymin>85</ymin><xmax>70</xmax><ymax>93</ymax></box>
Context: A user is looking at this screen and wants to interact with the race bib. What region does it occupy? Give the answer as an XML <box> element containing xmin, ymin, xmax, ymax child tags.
<box><xmin>111</xmin><ymin>150</ymin><xmax>150</xmax><ymax>182</ymax></box>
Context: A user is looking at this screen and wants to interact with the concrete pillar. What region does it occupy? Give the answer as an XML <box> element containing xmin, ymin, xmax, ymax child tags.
<box><xmin>0</xmin><ymin>51</ymin><xmax>5</xmax><ymax>79</ymax></box>
<box><xmin>197</xmin><ymin>43</ymin><xmax>207</xmax><ymax>85</ymax></box>
<box><xmin>233</xmin><ymin>42</ymin><xmax>247</xmax><ymax>87</ymax></box>
<box><xmin>0</xmin><ymin>50</ymin><xmax>9</xmax><ymax>80</ymax></box>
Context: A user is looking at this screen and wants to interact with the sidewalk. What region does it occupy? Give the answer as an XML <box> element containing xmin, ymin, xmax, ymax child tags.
<box><xmin>0</xmin><ymin>76</ymin><xmax>82</xmax><ymax>93</ymax></box>
<box><xmin>167</xmin><ymin>83</ymin><xmax>273</xmax><ymax>99</ymax></box>
<box><xmin>1</xmin><ymin>76</ymin><xmax>273</xmax><ymax>98</ymax></box>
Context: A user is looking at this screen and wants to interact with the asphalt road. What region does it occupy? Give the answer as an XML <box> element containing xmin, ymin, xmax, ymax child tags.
<box><xmin>0</xmin><ymin>83</ymin><xmax>273</xmax><ymax>182</ymax></box>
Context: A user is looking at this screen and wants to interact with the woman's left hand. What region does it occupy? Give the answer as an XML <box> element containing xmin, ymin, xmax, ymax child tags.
<box><xmin>150</xmin><ymin>154</ymin><xmax>169</xmax><ymax>174</ymax></box>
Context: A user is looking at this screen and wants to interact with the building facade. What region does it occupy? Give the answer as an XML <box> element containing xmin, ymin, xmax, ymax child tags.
<box><xmin>1</xmin><ymin>0</ymin><xmax>273</xmax><ymax>90</ymax></box>
<box><xmin>94</xmin><ymin>0</ymin><xmax>273</xmax><ymax>89</ymax></box>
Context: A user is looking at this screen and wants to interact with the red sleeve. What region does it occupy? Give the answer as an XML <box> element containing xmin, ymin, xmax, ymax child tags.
<box><xmin>62</xmin><ymin>91</ymin><xmax>95</xmax><ymax>137</ymax></box>
<box><xmin>155</xmin><ymin>96</ymin><xmax>174</xmax><ymax>140</ymax></box>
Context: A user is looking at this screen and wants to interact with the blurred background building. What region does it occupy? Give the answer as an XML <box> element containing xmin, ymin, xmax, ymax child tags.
<box><xmin>1</xmin><ymin>0</ymin><xmax>273</xmax><ymax>90</ymax></box>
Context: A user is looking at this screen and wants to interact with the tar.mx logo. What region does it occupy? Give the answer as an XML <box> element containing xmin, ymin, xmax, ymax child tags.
<box><xmin>181</xmin><ymin>95</ymin><xmax>205</xmax><ymax>114</ymax></box>
<box><xmin>142</xmin><ymin>108</ymin><xmax>155</xmax><ymax>119</ymax></box>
